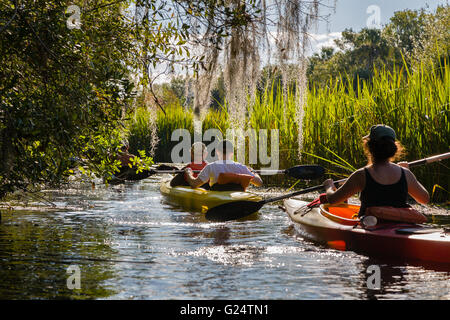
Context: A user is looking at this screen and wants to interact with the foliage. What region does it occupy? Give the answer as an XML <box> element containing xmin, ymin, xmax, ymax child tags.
<box><xmin>0</xmin><ymin>0</ymin><xmax>138</xmax><ymax>197</ymax></box>
<box><xmin>155</xmin><ymin>105</ymin><xmax>194</xmax><ymax>163</ymax></box>
<box><xmin>302</xmin><ymin>59</ymin><xmax>449</xmax><ymax>198</ymax></box>
<box><xmin>132</xmin><ymin>57</ymin><xmax>449</xmax><ymax>200</ymax></box>
<box><xmin>0</xmin><ymin>0</ymin><xmax>260</xmax><ymax>199</ymax></box>
<box><xmin>307</xmin><ymin>6</ymin><xmax>449</xmax><ymax>89</ymax></box>
<box><xmin>410</xmin><ymin>5</ymin><xmax>450</xmax><ymax>67</ymax></box>
<box><xmin>383</xmin><ymin>8</ymin><xmax>427</xmax><ymax>56</ymax></box>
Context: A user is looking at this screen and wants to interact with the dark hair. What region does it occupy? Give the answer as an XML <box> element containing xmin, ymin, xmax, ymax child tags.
<box><xmin>217</xmin><ymin>139</ymin><xmax>234</xmax><ymax>155</ymax></box>
<box><xmin>363</xmin><ymin>137</ymin><xmax>405</xmax><ymax>164</ymax></box>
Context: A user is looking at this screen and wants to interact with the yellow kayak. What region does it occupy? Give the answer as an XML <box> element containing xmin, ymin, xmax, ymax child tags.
<box><xmin>160</xmin><ymin>180</ymin><xmax>262</xmax><ymax>213</ymax></box>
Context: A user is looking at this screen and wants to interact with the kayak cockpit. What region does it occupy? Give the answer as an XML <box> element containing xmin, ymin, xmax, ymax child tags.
<box><xmin>320</xmin><ymin>204</ymin><xmax>360</xmax><ymax>226</ymax></box>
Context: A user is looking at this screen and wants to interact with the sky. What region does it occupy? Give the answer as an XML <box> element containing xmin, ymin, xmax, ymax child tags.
<box><xmin>308</xmin><ymin>0</ymin><xmax>448</xmax><ymax>54</ymax></box>
<box><xmin>152</xmin><ymin>0</ymin><xmax>448</xmax><ymax>82</ymax></box>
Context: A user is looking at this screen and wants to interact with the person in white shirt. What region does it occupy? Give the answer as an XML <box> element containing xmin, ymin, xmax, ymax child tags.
<box><xmin>185</xmin><ymin>140</ymin><xmax>263</xmax><ymax>190</ymax></box>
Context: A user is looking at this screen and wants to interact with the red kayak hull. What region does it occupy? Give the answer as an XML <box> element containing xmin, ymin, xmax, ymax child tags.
<box><xmin>284</xmin><ymin>199</ymin><xmax>450</xmax><ymax>265</ymax></box>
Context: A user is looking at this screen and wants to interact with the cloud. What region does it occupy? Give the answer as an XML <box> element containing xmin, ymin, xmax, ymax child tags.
<box><xmin>307</xmin><ymin>32</ymin><xmax>342</xmax><ymax>55</ymax></box>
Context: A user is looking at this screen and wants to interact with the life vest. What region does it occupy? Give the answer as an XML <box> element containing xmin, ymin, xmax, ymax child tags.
<box><xmin>184</xmin><ymin>161</ymin><xmax>208</xmax><ymax>178</ymax></box>
<box><xmin>365</xmin><ymin>206</ymin><xmax>427</xmax><ymax>224</ymax></box>
<box><xmin>216</xmin><ymin>172</ymin><xmax>253</xmax><ymax>191</ymax></box>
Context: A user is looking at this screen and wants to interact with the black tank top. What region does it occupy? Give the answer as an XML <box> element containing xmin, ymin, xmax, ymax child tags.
<box><xmin>359</xmin><ymin>167</ymin><xmax>408</xmax><ymax>216</ymax></box>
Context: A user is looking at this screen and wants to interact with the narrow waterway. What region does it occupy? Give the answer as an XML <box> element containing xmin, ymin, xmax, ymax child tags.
<box><xmin>0</xmin><ymin>176</ymin><xmax>449</xmax><ymax>299</ymax></box>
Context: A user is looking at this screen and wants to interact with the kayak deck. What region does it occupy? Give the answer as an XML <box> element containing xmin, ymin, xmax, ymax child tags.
<box><xmin>284</xmin><ymin>198</ymin><xmax>450</xmax><ymax>264</ymax></box>
<box><xmin>160</xmin><ymin>180</ymin><xmax>261</xmax><ymax>213</ymax></box>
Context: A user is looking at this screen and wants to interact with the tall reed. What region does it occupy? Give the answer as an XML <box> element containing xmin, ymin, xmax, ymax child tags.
<box><xmin>302</xmin><ymin>60</ymin><xmax>449</xmax><ymax>199</ymax></box>
<box><xmin>127</xmin><ymin>59</ymin><xmax>449</xmax><ymax>200</ymax></box>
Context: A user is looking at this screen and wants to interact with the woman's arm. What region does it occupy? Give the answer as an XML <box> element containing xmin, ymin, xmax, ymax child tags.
<box><xmin>398</xmin><ymin>163</ymin><xmax>429</xmax><ymax>204</ymax></box>
<box><xmin>250</xmin><ymin>173</ymin><xmax>263</xmax><ymax>187</ymax></box>
<box><xmin>245</xmin><ymin>166</ymin><xmax>263</xmax><ymax>187</ymax></box>
<box><xmin>323</xmin><ymin>169</ymin><xmax>365</xmax><ymax>204</ymax></box>
<box><xmin>248</xmin><ymin>168</ymin><xmax>263</xmax><ymax>187</ymax></box>
<box><xmin>185</xmin><ymin>168</ymin><xmax>208</xmax><ymax>189</ymax></box>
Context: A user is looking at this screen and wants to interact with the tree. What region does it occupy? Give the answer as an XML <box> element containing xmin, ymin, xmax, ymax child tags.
<box><xmin>383</xmin><ymin>9</ymin><xmax>427</xmax><ymax>58</ymax></box>
<box><xmin>335</xmin><ymin>28</ymin><xmax>391</xmax><ymax>76</ymax></box>
<box><xmin>306</xmin><ymin>46</ymin><xmax>336</xmax><ymax>88</ymax></box>
<box><xmin>0</xmin><ymin>0</ymin><xmax>332</xmax><ymax>199</ymax></box>
<box><xmin>410</xmin><ymin>5</ymin><xmax>450</xmax><ymax>67</ymax></box>
<box><xmin>306</xmin><ymin>6</ymin><xmax>449</xmax><ymax>89</ymax></box>
<box><xmin>0</xmin><ymin>0</ymin><xmax>140</xmax><ymax>198</ymax></box>
<box><xmin>0</xmin><ymin>0</ymin><xmax>243</xmax><ymax>198</ymax></box>
<box><xmin>210</xmin><ymin>72</ymin><xmax>226</xmax><ymax>111</ymax></box>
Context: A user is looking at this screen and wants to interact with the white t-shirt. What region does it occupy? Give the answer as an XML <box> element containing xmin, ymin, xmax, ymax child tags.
<box><xmin>197</xmin><ymin>160</ymin><xmax>255</xmax><ymax>186</ymax></box>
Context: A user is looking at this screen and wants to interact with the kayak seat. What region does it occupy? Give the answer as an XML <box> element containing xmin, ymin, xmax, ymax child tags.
<box><xmin>327</xmin><ymin>206</ymin><xmax>360</xmax><ymax>220</ymax></box>
<box><xmin>217</xmin><ymin>173</ymin><xmax>253</xmax><ymax>190</ymax></box>
<box><xmin>210</xmin><ymin>183</ymin><xmax>244</xmax><ymax>192</ymax></box>
<box><xmin>321</xmin><ymin>204</ymin><xmax>361</xmax><ymax>226</ymax></box>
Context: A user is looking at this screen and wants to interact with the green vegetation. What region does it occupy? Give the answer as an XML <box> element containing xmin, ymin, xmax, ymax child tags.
<box><xmin>307</xmin><ymin>6</ymin><xmax>450</xmax><ymax>88</ymax></box>
<box><xmin>1</xmin><ymin>1</ymin><xmax>448</xmax><ymax>202</ymax></box>
<box><xmin>0</xmin><ymin>0</ymin><xmax>258</xmax><ymax>199</ymax></box>
<box><xmin>302</xmin><ymin>59</ymin><xmax>449</xmax><ymax>199</ymax></box>
<box><xmin>128</xmin><ymin>55</ymin><xmax>449</xmax><ymax>200</ymax></box>
<box><xmin>124</xmin><ymin>6</ymin><xmax>450</xmax><ymax>200</ymax></box>
<box><xmin>0</xmin><ymin>0</ymin><xmax>138</xmax><ymax>198</ymax></box>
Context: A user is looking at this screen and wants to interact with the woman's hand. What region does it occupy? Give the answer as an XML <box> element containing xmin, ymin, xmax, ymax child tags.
<box><xmin>398</xmin><ymin>161</ymin><xmax>409</xmax><ymax>169</ymax></box>
<box><xmin>323</xmin><ymin>179</ymin><xmax>336</xmax><ymax>191</ymax></box>
<box><xmin>184</xmin><ymin>167</ymin><xmax>194</xmax><ymax>179</ymax></box>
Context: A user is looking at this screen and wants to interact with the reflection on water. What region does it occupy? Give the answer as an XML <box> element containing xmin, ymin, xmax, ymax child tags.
<box><xmin>0</xmin><ymin>209</ymin><xmax>118</xmax><ymax>299</ymax></box>
<box><xmin>0</xmin><ymin>177</ymin><xmax>449</xmax><ymax>299</ymax></box>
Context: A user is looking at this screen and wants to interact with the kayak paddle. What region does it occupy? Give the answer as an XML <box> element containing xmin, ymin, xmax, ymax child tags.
<box><xmin>205</xmin><ymin>178</ymin><xmax>346</xmax><ymax>222</ymax></box>
<box><xmin>407</xmin><ymin>152</ymin><xmax>450</xmax><ymax>168</ymax></box>
<box><xmin>148</xmin><ymin>164</ymin><xmax>325</xmax><ymax>180</ymax></box>
<box><xmin>205</xmin><ymin>152</ymin><xmax>450</xmax><ymax>222</ymax></box>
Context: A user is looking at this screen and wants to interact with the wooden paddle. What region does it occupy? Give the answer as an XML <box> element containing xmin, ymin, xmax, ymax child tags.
<box><xmin>205</xmin><ymin>152</ymin><xmax>450</xmax><ymax>222</ymax></box>
<box><xmin>148</xmin><ymin>164</ymin><xmax>325</xmax><ymax>180</ymax></box>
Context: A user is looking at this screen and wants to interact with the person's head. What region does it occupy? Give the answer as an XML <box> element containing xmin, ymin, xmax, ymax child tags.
<box><xmin>216</xmin><ymin>139</ymin><xmax>234</xmax><ymax>160</ymax></box>
<box><xmin>363</xmin><ymin>124</ymin><xmax>404</xmax><ymax>164</ymax></box>
<box><xmin>191</xmin><ymin>142</ymin><xmax>207</xmax><ymax>163</ymax></box>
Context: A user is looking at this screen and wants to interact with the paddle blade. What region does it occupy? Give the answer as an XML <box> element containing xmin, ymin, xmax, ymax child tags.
<box><xmin>285</xmin><ymin>165</ymin><xmax>325</xmax><ymax>180</ymax></box>
<box><xmin>205</xmin><ymin>201</ymin><xmax>264</xmax><ymax>222</ymax></box>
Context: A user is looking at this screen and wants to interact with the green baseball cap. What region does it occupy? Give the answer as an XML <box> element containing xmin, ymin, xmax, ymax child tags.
<box><xmin>363</xmin><ymin>124</ymin><xmax>396</xmax><ymax>140</ymax></box>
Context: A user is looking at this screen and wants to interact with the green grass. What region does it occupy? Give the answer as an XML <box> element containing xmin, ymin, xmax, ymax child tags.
<box><xmin>127</xmin><ymin>58</ymin><xmax>450</xmax><ymax>201</ymax></box>
<box><xmin>302</xmin><ymin>60</ymin><xmax>449</xmax><ymax>200</ymax></box>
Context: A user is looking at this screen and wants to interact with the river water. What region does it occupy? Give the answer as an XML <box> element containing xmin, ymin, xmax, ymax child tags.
<box><xmin>0</xmin><ymin>176</ymin><xmax>449</xmax><ymax>300</ymax></box>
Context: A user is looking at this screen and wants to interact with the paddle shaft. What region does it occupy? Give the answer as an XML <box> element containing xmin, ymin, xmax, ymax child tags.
<box><xmin>148</xmin><ymin>164</ymin><xmax>325</xmax><ymax>179</ymax></box>
<box><xmin>261</xmin><ymin>179</ymin><xmax>347</xmax><ymax>204</ymax></box>
<box><xmin>408</xmin><ymin>152</ymin><xmax>450</xmax><ymax>168</ymax></box>
<box><xmin>205</xmin><ymin>152</ymin><xmax>450</xmax><ymax>221</ymax></box>
<box><xmin>261</xmin><ymin>152</ymin><xmax>450</xmax><ymax>205</ymax></box>
<box><xmin>151</xmin><ymin>169</ymin><xmax>289</xmax><ymax>174</ymax></box>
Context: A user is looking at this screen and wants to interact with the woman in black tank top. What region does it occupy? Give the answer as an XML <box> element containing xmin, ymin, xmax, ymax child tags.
<box><xmin>359</xmin><ymin>167</ymin><xmax>408</xmax><ymax>216</ymax></box>
<box><xmin>321</xmin><ymin>125</ymin><xmax>430</xmax><ymax>213</ymax></box>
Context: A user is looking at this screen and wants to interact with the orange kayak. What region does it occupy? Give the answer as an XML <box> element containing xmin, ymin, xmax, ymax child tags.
<box><xmin>284</xmin><ymin>198</ymin><xmax>450</xmax><ymax>264</ymax></box>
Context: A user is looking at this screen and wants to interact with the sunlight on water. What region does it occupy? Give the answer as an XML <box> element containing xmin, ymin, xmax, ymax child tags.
<box><xmin>0</xmin><ymin>177</ymin><xmax>449</xmax><ymax>299</ymax></box>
